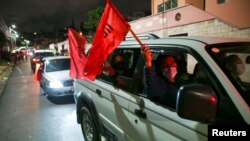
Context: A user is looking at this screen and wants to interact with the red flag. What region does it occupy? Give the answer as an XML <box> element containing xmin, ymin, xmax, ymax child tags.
<box><xmin>83</xmin><ymin>0</ymin><xmax>131</xmax><ymax>80</ymax></box>
<box><xmin>68</xmin><ymin>28</ymin><xmax>87</xmax><ymax>79</ymax></box>
<box><xmin>34</xmin><ymin>63</ymin><xmax>42</xmax><ymax>81</ymax></box>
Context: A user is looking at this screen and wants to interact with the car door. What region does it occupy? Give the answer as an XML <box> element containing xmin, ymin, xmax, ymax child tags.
<box><xmin>78</xmin><ymin>79</ymin><xmax>131</xmax><ymax>141</ymax></box>
<box><xmin>90</xmin><ymin>48</ymin><xmax>141</xmax><ymax>141</ymax></box>
<box><xmin>124</xmin><ymin>46</ymin><xmax>211</xmax><ymax>141</ymax></box>
<box><xmin>126</xmin><ymin>97</ymin><xmax>208</xmax><ymax>141</ymax></box>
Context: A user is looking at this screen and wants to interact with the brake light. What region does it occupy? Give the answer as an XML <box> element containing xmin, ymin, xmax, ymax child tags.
<box><xmin>210</xmin><ymin>97</ymin><xmax>217</xmax><ymax>103</ymax></box>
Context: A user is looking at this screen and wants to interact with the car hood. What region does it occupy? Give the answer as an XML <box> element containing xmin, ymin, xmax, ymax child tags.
<box><xmin>45</xmin><ymin>70</ymin><xmax>71</xmax><ymax>81</ymax></box>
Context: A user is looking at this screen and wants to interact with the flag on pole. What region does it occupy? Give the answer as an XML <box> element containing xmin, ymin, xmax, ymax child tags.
<box><xmin>68</xmin><ymin>28</ymin><xmax>88</xmax><ymax>79</ymax></box>
<box><xmin>83</xmin><ymin>0</ymin><xmax>131</xmax><ymax>80</ymax></box>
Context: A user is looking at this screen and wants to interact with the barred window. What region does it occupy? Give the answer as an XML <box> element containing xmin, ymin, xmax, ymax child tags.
<box><xmin>217</xmin><ymin>0</ymin><xmax>230</xmax><ymax>4</ymax></box>
<box><xmin>158</xmin><ymin>3</ymin><xmax>164</xmax><ymax>13</ymax></box>
<box><xmin>165</xmin><ymin>0</ymin><xmax>178</xmax><ymax>11</ymax></box>
<box><xmin>158</xmin><ymin>0</ymin><xmax>178</xmax><ymax>13</ymax></box>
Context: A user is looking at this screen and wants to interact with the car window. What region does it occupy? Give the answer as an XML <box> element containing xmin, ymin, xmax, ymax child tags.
<box><xmin>97</xmin><ymin>48</ymin><xmax>141</xmax><ymax>92</ymax></box>
<box><xmin>134</xmin><ymin>46</ymin><xmax>244</xmax><ymax>123</ymax></box>
<box><xmin>208</xmin><ymin>44</ymin><xmax>250</xmax><ymax>106</ymax></box>
<box><xmin>45</xmin><ymin>58</ymin><xmax>70</xmax><ymax>72</ymax></box>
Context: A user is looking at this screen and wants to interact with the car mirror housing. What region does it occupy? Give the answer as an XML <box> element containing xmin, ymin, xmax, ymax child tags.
<box><xmin>245</xmin><ymin>56</ymin><xmax>250</xmax><ymax>64</ymax></box>
<box><xmin>176</xmin><ymin>84</ymin><xmax>218</xmax><ymax>123</ymax></box>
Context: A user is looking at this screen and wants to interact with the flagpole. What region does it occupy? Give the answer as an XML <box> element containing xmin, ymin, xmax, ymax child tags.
<box><xmin>129</xmin><ymin>28</ymin><xmax>145</xmax><ymax>49</ymax></box>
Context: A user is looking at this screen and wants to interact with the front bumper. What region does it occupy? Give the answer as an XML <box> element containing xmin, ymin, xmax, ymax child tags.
<box><xmin>45</xmin><ymin>86</ymin><xmax>74</xmax><ymax>97</ymax></box>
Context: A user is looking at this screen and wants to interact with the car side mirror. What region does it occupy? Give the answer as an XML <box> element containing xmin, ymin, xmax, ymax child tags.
<box><xmin>176</xmin><ymin>84</ymin><xmax>217</xmax><ymax>123</ymax></box>
<box><xmin>245</xmin><ymin>56</ymin><xmax>250</xmax><ymax>64</ymax></box>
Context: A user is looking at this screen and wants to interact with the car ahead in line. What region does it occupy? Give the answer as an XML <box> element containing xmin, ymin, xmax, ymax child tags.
<box><xmin>30</xmin><ymin>49</ymin><xmax>55</xmax><ymax>73</ymax></box>
<box><xmin>40</xmin><ymin>56</ymin><xmax>74</xmax><ymax>97</ymax></box>
<box><xmin>74</xmin><ymin>35</ymin><xmax>250</xmax><ymax>141</ymax></box>
<box><xmin>11</xmin><ymin>46</ymin><xmax>28</xmax><ymax>53</ymax></box>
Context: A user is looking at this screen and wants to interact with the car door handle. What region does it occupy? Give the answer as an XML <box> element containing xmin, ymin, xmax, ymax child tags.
<box><xmin>134</xmin><ymin>109</ymin><xmax>147</xmax><ymax>119</ymax></box>
<box><xmin>96</xmin><ymin>89</ymin><xmax>102</xmax><ymax>96</ymax></box>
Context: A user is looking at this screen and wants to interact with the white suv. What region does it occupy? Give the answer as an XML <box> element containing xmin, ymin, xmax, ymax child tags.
<box><xmin>74</xmin><ymin>36</ymin><xmax>250</xmax><ymax>141</ymax></box>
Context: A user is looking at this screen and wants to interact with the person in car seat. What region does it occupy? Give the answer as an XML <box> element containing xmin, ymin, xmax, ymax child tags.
<box><xmin>223</xmin><ymin>54</ymin><xmax>245</xmax><ymax>80</ymax></box>
<box><xmin>223</xmin><ymin>54</ymin><xmax>247</xmax><ymax>91</ymax></box>
<box><xmin>142</xmin><ymin>45</ymin><xmax>179</xmax><ymax>108</ymax></box>
<box><xmin>102</xmin><ymin>54</ymin><xmax>129</xmax><ymax>89</ymax></box>
<box><xmin>102</xmin><ymin>54</ymin><xmax>126</xmax><ymax>77</ymax></box>
<box><xmin>103</xmin><ymin>60</ymin><xmax>115</xmax><ymax>76</ymax></box>
<box><xmin>112</xmin><ymin>54</ymin><xmax>127</xmax><ymax>76</ymax></box>
<box><xmin>223</xmin><ymin>54</ymin><xmax>250</xmax><ymax>105</ymax></box>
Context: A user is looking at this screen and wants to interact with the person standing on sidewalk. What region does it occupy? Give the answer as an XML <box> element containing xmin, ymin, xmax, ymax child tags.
<box><xmin>10</xmin><ymin>53</ymin><xmax>16</xmax><ymax>66</ymax></box>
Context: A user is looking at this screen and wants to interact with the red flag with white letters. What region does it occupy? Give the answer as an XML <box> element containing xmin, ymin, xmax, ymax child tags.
<box><xmin>83</xmin><ymin>0</ymin><xmax>131</xmax><ymax>80</ymax></box>
<box><xmin>68</xmin><ymin>28</ymin><xmax>88</xmax><ymax>79</ymax></box>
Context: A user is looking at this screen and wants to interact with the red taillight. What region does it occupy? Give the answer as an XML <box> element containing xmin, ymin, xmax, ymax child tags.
<box><xmin>210</xmin><ymin>97</ymin><xmax>217</xmax><ymax>103</ymax></box>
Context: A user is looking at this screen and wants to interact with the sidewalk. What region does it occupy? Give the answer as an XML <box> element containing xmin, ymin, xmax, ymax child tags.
<box><xmin>0</xmin><ymin>63</ymin><xmax>13</xmax><ymax>95</ymax></box>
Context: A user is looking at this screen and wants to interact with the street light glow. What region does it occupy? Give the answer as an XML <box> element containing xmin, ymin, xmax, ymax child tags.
<box><xmin>11</xmin><ymin>24</ymin><xmax>16</xmax><ymax>28</ymax></box>
<box><xmin>15</xmin><ymin>33</ymin><xmax>19</xmax><ymax>38</ymax></box>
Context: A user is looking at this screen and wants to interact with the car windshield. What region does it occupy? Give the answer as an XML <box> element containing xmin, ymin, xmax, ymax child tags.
<box><xmin>208</xmin><ymin>43</ymin><xmax>250</xmax><ymax>105</ymax></box>
<box><xmin>45</xmin><ymin>58</ymin><xmax>70</xmax><ymax>72</ymax></box>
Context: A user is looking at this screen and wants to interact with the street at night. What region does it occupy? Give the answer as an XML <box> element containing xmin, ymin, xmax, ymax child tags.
<box><xmin>1</xmin><ymin>0</ymin><xmax>250</xmax><ymax>141</ymax></box>
<box><xmin>0</xmin><ymin>60</ymin><xmax>83</xmax><ymax>141</ymax></box>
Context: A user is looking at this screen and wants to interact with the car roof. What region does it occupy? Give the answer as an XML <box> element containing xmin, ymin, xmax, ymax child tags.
<box><xmin>44</xmin><ymin>56</ymin><xmax>70</xmax><ymax>60</ymax></box>
<box><xmin>34</xmin><ymin>49</ymin><xmax>54</xmax><ymax>53</ymax></box>
<box><xmin>169</xmin><ymin>36</ymin><xmax>250</xmax><ymax>44</ymax></box>
<box><xmin>18</xmin><ymin>47</ymin><xmax>27</xmax><ymax>49</ymax></box>
<box><xmin>119</xmin><ymin>36</ymin><xmax>250</xmax><ymax>49</ymax></box>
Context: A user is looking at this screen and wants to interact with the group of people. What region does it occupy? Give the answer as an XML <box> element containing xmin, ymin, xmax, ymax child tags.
<box><xmin>102</xmin><ymin>44</ymin><xmax>246</xmax><ymax>109</ymax></box>
<box><xmin>145</xmin><ymin>45</ymin><xmax>248</xmax><ymax>107</ymax></box>
<box><xmin>10</xmin><ymin>50</ymin><xmax>28</xmax><ymax>66</ymax></box>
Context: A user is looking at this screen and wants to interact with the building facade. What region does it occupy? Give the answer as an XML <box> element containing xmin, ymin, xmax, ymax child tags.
<box><xmin>128</xmin><ymin>0</ymin><xmax>250</xmax><ymax>38</ymax></box>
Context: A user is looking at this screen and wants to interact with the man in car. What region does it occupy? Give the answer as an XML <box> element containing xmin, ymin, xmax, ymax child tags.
<box><xmin>142</xmin><ymin>45</ymin><xmax>179</xmax><ymax>108</ymax></box>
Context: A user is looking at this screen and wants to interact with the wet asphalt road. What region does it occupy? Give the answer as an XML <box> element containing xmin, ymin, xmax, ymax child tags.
<box><xmin>0</xmin><ymin>60</ymin><xmax>83</xmax><ymax>141</ymax></box>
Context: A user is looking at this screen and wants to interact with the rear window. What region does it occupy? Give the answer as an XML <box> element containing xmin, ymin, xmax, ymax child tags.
<box><xmin>45</xmin><ymin>58</ymin><xmax>70</xmax><ymax>72</ymax></box>
<box><xmin>35</xmin><ymin>52</ymin><xmax>54</xmax><ymax>57</ymax></box>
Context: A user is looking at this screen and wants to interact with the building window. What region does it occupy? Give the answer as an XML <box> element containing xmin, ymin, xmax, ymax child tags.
<box><xmin>158</xmin><ymin>0</ymin><xmax>178</xmax><ymax>13</ymax></box>
<box><xmin>165</xmin><ymin>0</ymin><xmax>178</xmax><ymax>11</ymax></box>
<box><xmin>217</xmin><ymin>0</ymin><xmax>230</xmax><ymax>4</ymax></box>
<box><xmin>158</xmin><ymin>3</ymin><xmax>164</xmax><ymax>13</ymax></box>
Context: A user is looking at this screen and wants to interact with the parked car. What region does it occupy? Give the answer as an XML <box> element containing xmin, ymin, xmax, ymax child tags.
<box><xmin>74</xmin><ymin>35</ymin><xmax>250</xmax><ymax>141</ymax></box>
<box><xmin>30</xmin><ymin>49</ymin><xmax>55</xmax><ymax>73</ymax></box>
<box><xmin>11</xmin><ymin>46</ymin><xmax>27</xmax><ymax>53</ymax></box>
<box><xmin>39</xmin><ymin>56</ymin><xmax>74</xmax><ymax>97</ymax></box>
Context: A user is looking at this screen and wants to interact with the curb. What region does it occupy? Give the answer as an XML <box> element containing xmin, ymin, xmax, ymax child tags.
<box><xmin>0</xmin><ymin>66</ymin><xmax>13</xmax><ymax>96</ymax></box>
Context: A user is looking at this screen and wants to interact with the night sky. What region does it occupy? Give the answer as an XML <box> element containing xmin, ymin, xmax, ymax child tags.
<box><xmin>0</xmin><ymin>0</ymin><xmax>150</xmax><ymax>33</ymax></box>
